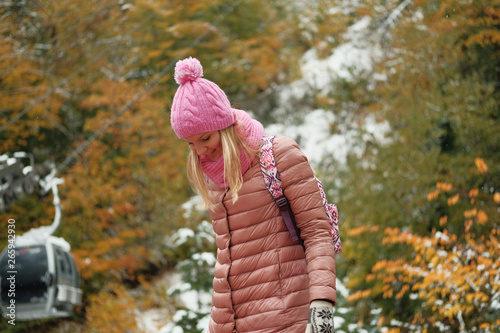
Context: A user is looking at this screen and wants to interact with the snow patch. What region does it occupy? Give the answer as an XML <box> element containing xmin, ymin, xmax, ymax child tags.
<box><xmin>266</xmin><ymin>109</ymin><xmax>390</xmax><ymax>167</ymax></box>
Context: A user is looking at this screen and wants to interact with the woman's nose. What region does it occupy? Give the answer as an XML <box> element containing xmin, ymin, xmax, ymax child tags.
<box><xmin>194</xmin><ymin>143</ymin><xmax>207</xmax><ymax>156</ymax></box>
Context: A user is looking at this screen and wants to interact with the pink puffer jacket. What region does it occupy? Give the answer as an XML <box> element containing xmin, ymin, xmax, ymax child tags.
<box><xmin>207</xmin><ymin>136</ymin><xmax>337</xmax><ymax>333</ymax></box>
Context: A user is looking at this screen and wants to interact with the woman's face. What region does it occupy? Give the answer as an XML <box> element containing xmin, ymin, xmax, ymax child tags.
<box><xmin>183</xmin><ymin>130</ymin><xmax>222</xmax><ymax>161</ymax></box>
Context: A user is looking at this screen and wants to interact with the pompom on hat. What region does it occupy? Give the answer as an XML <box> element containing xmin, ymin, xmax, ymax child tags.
<box><xmin>171</xmin><ymin>57</ymin><xmax>235</xmax><ymax>138</ymax></box>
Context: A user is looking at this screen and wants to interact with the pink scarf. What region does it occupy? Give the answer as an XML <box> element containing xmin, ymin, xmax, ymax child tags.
<box><xmin>200</xmin><ymin>109</ymin><xmax>264</xmax><ymax>187</ymax></box>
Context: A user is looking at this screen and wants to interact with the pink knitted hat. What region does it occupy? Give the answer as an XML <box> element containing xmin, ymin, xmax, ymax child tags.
<box><xmin>171</xmin><ymin>57</ymin><xmax>235</xmax><ymax>138</ymax></box>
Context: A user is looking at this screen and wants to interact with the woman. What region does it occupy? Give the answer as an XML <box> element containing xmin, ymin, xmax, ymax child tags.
<box><xmin>170</xmin><ymin>57</ymin><xmax>336</xmax><ymax>333</ymax></box>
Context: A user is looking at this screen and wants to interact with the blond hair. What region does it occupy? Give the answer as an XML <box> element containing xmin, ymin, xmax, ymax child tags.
<box><xmin>187</xmin><ymin>124</ymin><xmax>257</xmax><ymax>209</ymax></box>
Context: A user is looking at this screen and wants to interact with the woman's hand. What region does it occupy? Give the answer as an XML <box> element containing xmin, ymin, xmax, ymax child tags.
<box><xmin>305</xmin><ymin>300</ymin><xmax>334</xmax><ymax>333</ymax></box>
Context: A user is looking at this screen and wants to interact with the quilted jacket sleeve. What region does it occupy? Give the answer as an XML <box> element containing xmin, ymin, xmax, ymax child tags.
<box><xmin>273</xmin><ymin>135</ymin><xmax>337</xmax><ymax>304</ymax></box>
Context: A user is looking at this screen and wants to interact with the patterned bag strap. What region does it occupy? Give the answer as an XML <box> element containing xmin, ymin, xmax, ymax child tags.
<box><xmin>316</xmin><ymin>178</ymin><xmax>342</xmax><ymax>253</ymax></box>
<box><xmin>260</xmin><ymin>135</ymin><xmax>300</xmax><ymax>242</ymax></box>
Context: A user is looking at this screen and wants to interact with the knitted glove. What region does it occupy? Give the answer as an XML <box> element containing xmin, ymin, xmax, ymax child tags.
<box><xmin>305</xmin><ymin>300</ymin><xmax>334</xmax><ymax>333</ymax></box>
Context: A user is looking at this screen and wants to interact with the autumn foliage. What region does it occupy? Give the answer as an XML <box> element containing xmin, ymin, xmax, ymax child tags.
<box><xmin>86</xmin><ymin>283</ymin><xmax>142</xmax><ymax>333</ymax></box>
<box><xmin>335</xmin><ymin>0</ymin><xmax>499</xmax><ymax>331</ymax></box>
<box><xmin>348</xmin><ymin>159</ymin><xmax>499</xmax><ymax>331</ymax></box>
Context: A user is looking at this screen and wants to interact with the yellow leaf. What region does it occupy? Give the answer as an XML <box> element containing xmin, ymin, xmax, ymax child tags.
<box><xmin>437</xmin><ymin>182</ymin><xmax>453</xmax><ymax>191</ymax></box>
<box><xmin>469</xmin><ymin>188</ymin><xmax>479</xmax><ymax>197</ymax></box>
<box><xmin>439</xmin><ymin>216</ymin><xmax>448</xmax><ymax>226</ymax></box>
<box><xmin>477</xmin><ymin>210</ymin><xmax>488</xmax><ymax>224</ymax></box>
<box><xmin>494</xmin><ymin>192</ymin><xmax>500</xmax><ymax>204</ymax></box>
<box><xmin>347</xmin><ymin>225</ymin><xmax>371</xmax><ymax>236</ymax></box>
<box><xmin>347</xmin><ymin>289</ymin><xmax>372</xmax><ymax>302</ymax></box>
<box><xmin>474</xmin><ymin>157</ymin><xmax>488</xmax><ymax>173</ymax></box>
<box><xmin>396</xmin><ymin>285</ymin><xmax>410</xmax><ymax>299</ymax></box>
<box><xmin>427</xmin><ymin>189</ymin><xmax>440</xmax><ymax>200</ymax></box>
<box><xmin>465</xmin><ymin>219</ymin><xmax>473</xmax><ymax>232</ymax></box>
<box><xmin>464</xmin><ymin>209</ymin><xmax>477</xmax><ymax>219</ymax></box>
<box><xmin>365</xmin><ymin>274</ymin><xmax>375</xmax><ymax>282</ymax></box>
<box><xmin>448</xmin><ymin>194</ymin><xmax>459</xmax><ymax>206</ymax></box>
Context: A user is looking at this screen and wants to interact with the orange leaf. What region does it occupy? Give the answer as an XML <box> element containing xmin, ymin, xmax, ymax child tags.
<box><xmin>448</xmin><ymin>194</ymin><xmax>459</xmax><ymax>206</ymax></box>
<box><xmin>474</xmin><ymin>157</ymin><xmax>488</xmax><ymax>173</ymax></box>
<box><xmin>439</xmin><ymin>216</ymin><xmax>448</xmax><ymax>226</ymax></box>
<box><xmin>477</xmin><ymin>210</ymin><xmax>488</xmax><ymax>224</ymax></box>
<box><xmin>427</xmin><ymin>189</ymin><xmax>440</xmax><ymax>201</ymax></box>
<box><xmin>464</xmin><ymin>209</ymin><xmax>477</xmax><ymax>219</ymax></box>
<box><xmin>437</xmin><ymin>182</ymin><xmax>453</xmax><ymax>191</ymax></box>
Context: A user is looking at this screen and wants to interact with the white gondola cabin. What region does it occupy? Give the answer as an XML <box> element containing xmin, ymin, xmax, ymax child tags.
<box><xmin>0</xmin><ymin>234</ymin><xmax>82</xmax><ymax>320</ymax></box>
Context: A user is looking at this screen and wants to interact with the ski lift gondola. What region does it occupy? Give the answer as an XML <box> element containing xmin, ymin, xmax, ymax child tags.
<box><xmin>0</xmin><ymin>155</ymin><xmax>82</xmax><ymax>320</ymax></box>
<box><xmin>0</xmin><ymin>236</ymin><xmax>82</xmax><ymax>320</ymax></box>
